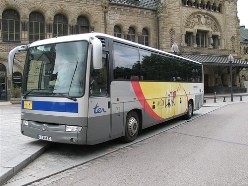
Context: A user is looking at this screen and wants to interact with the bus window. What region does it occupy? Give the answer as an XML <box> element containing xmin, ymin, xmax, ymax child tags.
<box><xmin>90</xmin><ymin>53</ymin><xmax>108</xmax><ymax>97</ymax></box>
<box><xmin>113</xmin><ymin>43</ymin><xmax>139</xmax><ymax>80</ymax></box>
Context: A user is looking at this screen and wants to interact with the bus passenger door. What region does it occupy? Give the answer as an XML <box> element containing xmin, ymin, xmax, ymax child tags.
<box><xmin>88</xmin><ymin>97</ymin><xmax>111</xmax><ymax>144</ymax></box>
<box><xmin>87</xmin><ymin>53</ymin><xmax>111</xmax><ymax>144</ymax></box>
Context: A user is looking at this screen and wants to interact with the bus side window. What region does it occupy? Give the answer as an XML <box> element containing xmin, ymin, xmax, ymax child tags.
<box><xmin>90</xmin><ymin>53</ymin><xmax>108</xmax><ymax>97</ymax></box>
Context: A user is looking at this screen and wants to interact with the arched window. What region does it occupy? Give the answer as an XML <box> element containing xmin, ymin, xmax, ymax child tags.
<box><xmin>127</xmin><ymin>27</ymin><xmax>135</xmax><ymax>42</ymax></box>
<box><xmin>76</xmin><ymin>16</ymin><xmax>90</xmax><ymax>34</ymax></box>
<box><xmin>53</xmin><ymin>14</ymin><xmax>68</xmax><ymax>37</ymax></box>
<box><xmin>0</xmin><ymin>63</ymin><xmax>6</xmax><ymax>72</ymax></box>
<box><xmin>114</xmin><ymin>25</ymin><xmax>122</xmax><ymax>38</ymax></box>
<box><xmin>2</xmin><ymin>9</ymin><xmax>20</xmax><ymax>42</ymax></box>
<box><xmin>29</xmin><ymin>12</ymin><xmax>45</xmax><ymax>42</ymax></box>
<box><xmin>138</xmin><ymin>28</ymin><xmax>149</xmax><ymax>46</ymax></box>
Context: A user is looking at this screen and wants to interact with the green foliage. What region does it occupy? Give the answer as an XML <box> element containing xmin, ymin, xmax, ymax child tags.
<box><xmin>10</xmin><ymin>85</ymin><xmax>21</xmax><ymax>98</ymax></box>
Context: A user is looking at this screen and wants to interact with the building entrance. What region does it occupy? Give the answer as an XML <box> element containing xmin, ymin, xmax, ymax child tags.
<box><xmin>0</xmin><ymin>63</ymin><xmax>7</xmax><ymax>101</ymax></box>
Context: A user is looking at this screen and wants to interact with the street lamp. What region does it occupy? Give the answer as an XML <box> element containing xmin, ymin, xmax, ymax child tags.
<box><xmin>171</xmin><ymin>42</ymin><xmax>179</xmax><ymax>55</ymax></box>
<box><xmin>228</xmin><ymin>54</ymin><xmax>234</xmax><ymax>102</ymax></box>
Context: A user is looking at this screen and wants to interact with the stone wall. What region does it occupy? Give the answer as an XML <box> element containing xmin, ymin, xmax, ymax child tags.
<box><xmin>159</xmin><ymin>0</ymin><xmax>240</xmax><ymax>55</ymax></box>
<box><xmin>0</xmin><ymin>0</ymin><xmax>244</xmax><ymax>99</ymax></box>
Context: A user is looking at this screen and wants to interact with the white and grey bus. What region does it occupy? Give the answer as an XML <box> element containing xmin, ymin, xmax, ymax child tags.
<box><xmin>8</xmin><ymin>33</ymin><xmax>204</xmax><ymax>145</ymax></box>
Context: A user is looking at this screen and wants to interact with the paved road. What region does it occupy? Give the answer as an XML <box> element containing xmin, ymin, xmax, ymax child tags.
<box><xmin>1</xmin><ymin>94</ymin><xmax>248</xmax><ymax>185</ymax></box>
<box><xmin>19</xmin><ymin>102</ymin><xmax>248</xmax><ymax>186</ymax></box>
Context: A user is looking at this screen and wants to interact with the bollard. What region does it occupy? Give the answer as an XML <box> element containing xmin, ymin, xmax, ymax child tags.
<box><xmin>214</xmin><ymin>92</ymin><xmax>216</xmax><ymax>103</ymax></box>
<box><xmin>240</xmin><ymin>95</ymin><xmax>242</xmax><ymax>101</ymax></box>
<box><xmin>223</xmin><ymin>96</ymin><xmax>226</xmax><ymax>102</ymax></box>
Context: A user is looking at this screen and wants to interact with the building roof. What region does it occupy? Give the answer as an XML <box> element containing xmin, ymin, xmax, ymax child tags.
<box><xmin>109</xmin><ymin>0</ymin><xmax>159</xmax><ymax>10</ymax></box>
<box><xmin>240</xmin><ymin>26</ymin><xmax>248</xmax><ymax>44</ymax></box>
<box><xmin>182</xmin><ymin>54</ymin><xmax>248</xmax><ymax>66</ymax></box>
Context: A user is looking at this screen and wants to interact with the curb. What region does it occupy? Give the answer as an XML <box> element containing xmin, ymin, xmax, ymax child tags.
<box><xmin>0</xmin><ymin>102</ymin><xmax>12</xmax><ymax>106</ymax></box>
<box><xmin>0</xmin><ymin>144</ymin><xmax>50</xmax><ymax>185</ymax></box>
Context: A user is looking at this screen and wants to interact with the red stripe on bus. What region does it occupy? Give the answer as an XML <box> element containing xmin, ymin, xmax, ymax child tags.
<box><xmin>131</xmin><ymin>81</ymin><xmax>163</xmax><ymax>121</ymax></box>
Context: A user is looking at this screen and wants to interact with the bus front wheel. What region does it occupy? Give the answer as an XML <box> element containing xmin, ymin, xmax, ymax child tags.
<box><xmin>123</xmin><ymin>111</ymin><xmax>139</xmax><ymax>143</ymax></box>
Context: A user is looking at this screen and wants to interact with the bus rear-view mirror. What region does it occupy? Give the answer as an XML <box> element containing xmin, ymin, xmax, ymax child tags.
<box><xmin>90</xmin><ymin>37</ymin><xmax>102</xmax><ymax>69</ymax></box>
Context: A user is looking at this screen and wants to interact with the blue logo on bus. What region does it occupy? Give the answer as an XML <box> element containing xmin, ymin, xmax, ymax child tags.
<box><xmin>93</xmin><ymin>103</ymin><xmax>106</xmax><ymax>114</ymax></box>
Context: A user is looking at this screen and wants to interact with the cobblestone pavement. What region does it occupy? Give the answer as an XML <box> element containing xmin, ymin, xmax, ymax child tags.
<box><xmin>1</xmin><ymin>94</ymin><xmax>248</xmax><ymax>185</ymax></box>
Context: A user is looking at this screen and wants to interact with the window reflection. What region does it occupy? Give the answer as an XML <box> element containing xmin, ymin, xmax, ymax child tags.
<box><xmin>113</xmin><ymin>43</ymin><xmax>202</xmax><ymax>83</ymax></box>
<box><xmin>25</xmin><ymin>41</ymin><xmax>88</xmax><ymax>97</ymax></box>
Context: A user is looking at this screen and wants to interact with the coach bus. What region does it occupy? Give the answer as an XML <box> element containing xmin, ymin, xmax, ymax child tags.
<box><xmin>8</xmin><ymin>33</ymin><xmax>204</xmax><ymax>145</ymax></box>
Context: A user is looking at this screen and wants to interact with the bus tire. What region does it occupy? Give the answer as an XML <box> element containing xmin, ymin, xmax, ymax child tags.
<box><xmin>123</xmin><ymin>111</ymin><xmax>139</xmax><ymax>143</ymax></box>
<box><xmin>184</xmin><ymin>100</ymin><xmax>193</xmax><ymax>120</ymax></box>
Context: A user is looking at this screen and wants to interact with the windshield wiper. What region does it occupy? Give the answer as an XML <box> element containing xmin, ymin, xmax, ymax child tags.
<box><xmin>24</xmin><ymin>89</ymin><xmax>77</xmax><ymax>101</ymax></box>
<box><xmin>64</xmin><ymin>95</ymin><xmax>77</xmax><ymax>101</ymax></box>
<box><xmin>23</xmin><ymin>89</ymin><xmax>39</xmax><ymax>99</ymax></box>
<box><xmin>54</xmin><ymin>93</ymin><xmax>77</xmax><ymax>101</ymax></box>
<box><xmin>23</xmin><ymin>88</ymin><xmax>53</xmax><ymax>99</ymax></box>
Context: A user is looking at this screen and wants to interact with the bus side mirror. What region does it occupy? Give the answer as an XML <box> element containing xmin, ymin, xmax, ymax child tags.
<box><xmin>8</xmin><ymin>45</ymin><xmax>29</xmax><ymax>75</ymax></box>
<box><xmin>90</xmin><ymin>37</ymin><xmax>102</xmax><ymax>69</ymax></box>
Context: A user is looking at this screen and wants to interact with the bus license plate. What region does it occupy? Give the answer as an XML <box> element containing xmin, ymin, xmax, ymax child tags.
<box><xmin>38</xmin><ymin>135</ymin><xmax>52</xmax><ymax>141</ymax></box>
<box><xmin>24</xmin><ymin>101</ymin><xmax>32</xmax><ymax>109</ymax></box>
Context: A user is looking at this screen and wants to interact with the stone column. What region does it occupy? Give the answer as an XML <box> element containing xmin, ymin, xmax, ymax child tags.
<box><xmin>181</xmin><ymin>33</ymin><xmax>186</xmax><ymax>46</ymax></box>
<box><xmin>46</xmin><ymin>22</ymin><xmax>53</xmax><ymax>39</ymax></box>
<box><xmin>217</xmin><ymin>35</ymin><xmax>220</xmax><ymax>49</ymax></box>
<box><xmin>137</xmin><ymin>32</ymin><xmax>141</xmax><ymax>43</ymax></box>
<box><xmin>123</xmin><ymin>29</ymin><xmax>128</xmax><ymax>40</ymax></box>
<box><xmin>21</xmin><ymin>19</ymin><xmax>29</xmax><ymax>43</ymax></box>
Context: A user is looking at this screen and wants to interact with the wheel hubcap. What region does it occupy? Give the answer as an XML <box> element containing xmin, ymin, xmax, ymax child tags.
<box><xmin>128</xmin><ymin>117</ymin><xmax>138</xmax><ymax>136</ymax></box>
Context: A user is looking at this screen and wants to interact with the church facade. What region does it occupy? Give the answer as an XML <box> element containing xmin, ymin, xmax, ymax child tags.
<box><xmin>0</xmin><ymin>0</ymin><xmax>246</xmax><ymax>101</ymax></box>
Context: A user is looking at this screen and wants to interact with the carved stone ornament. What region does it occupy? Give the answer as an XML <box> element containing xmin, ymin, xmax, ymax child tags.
<box><xmin>185</xmin><ymin>13</ymin><xmax>219</xmax><ymax>32</ymax></box>
<box><xmin>102</xmin><ymin>0</ymin><xmax>109</xmax><ymax>12</ymax></box>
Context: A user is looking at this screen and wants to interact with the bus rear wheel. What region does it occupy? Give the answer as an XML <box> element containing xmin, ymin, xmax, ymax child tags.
<box><xmin>184</xmin><ymin>101</ymin><xmax>193</xmax><ymax>120</ymax></box>
<box><xmin>123</xmin><ymin>111</ymin><xmax>139</xmax><ymax>143</ymax></box>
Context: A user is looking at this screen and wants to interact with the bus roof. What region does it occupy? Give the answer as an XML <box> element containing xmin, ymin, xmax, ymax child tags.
<box><xmin>29</xmin><ymin>32</ymin><xmax>201</xmax><ymax>65</ymax></box>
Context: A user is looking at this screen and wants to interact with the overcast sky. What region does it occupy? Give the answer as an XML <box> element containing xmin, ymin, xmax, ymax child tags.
<box><xmin>237</xmin><ymin>0</ymin><xmax>248</xmax><ymax>28</ymax></box>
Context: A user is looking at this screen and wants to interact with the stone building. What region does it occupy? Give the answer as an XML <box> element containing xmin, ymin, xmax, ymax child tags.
<box><xmin>0</xmin><ymin>0</ymin><xmax>247</xmax><ymax>101</ymax></box>
<box><xmin>240</xmin><ymin>26</ymin><xmax>248</xmax><ymax>61</ymax></box>
<box><xmin>239</xmin><ymin>25</ymin><xmax>248</xmax><ymax>88</ymax></box>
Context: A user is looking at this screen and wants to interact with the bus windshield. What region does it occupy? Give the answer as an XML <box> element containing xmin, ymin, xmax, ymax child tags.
<box><xmin>23</xmin><ymin>41</ymin><xmax>88</xmax><ymax>98</ymax></box>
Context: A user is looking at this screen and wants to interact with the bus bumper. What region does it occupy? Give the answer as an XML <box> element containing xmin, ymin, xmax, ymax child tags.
<box><xmin>21</xmin><ymin>120</ymin><xmax>87</xmax><ymax>145</ymax></box>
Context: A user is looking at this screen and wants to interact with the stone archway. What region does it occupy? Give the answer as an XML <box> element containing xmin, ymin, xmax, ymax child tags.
<box><xmin>184</xmin><ymin>12</ymin><xmax>221</xmax><ymax>48</ymax></box>
<box><xmin>0</xmin><ymin>63</ymin><xmax>7</xmax><ymax>101</ymax></box>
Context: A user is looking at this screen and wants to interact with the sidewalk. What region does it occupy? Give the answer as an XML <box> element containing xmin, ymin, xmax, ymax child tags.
<box><xmin>1</xmin><ymin>96</ymin><xmax>248</xmax><ymax>185</ymax></box>
<box><xmin>0</xmin><ymin>103</ymin><xmax>49</xmax><ymax>185</ymax></box>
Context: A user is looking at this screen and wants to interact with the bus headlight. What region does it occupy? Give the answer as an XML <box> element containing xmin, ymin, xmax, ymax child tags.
<box><xmin>23</xmin><ymin>120</ymin><xmax>29</xmax><ymax>126</ymax></box>
<box><xmin>65</xmin><ymin>126</ymin><xmax>82</xmax><ymax>132</ymax></box>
